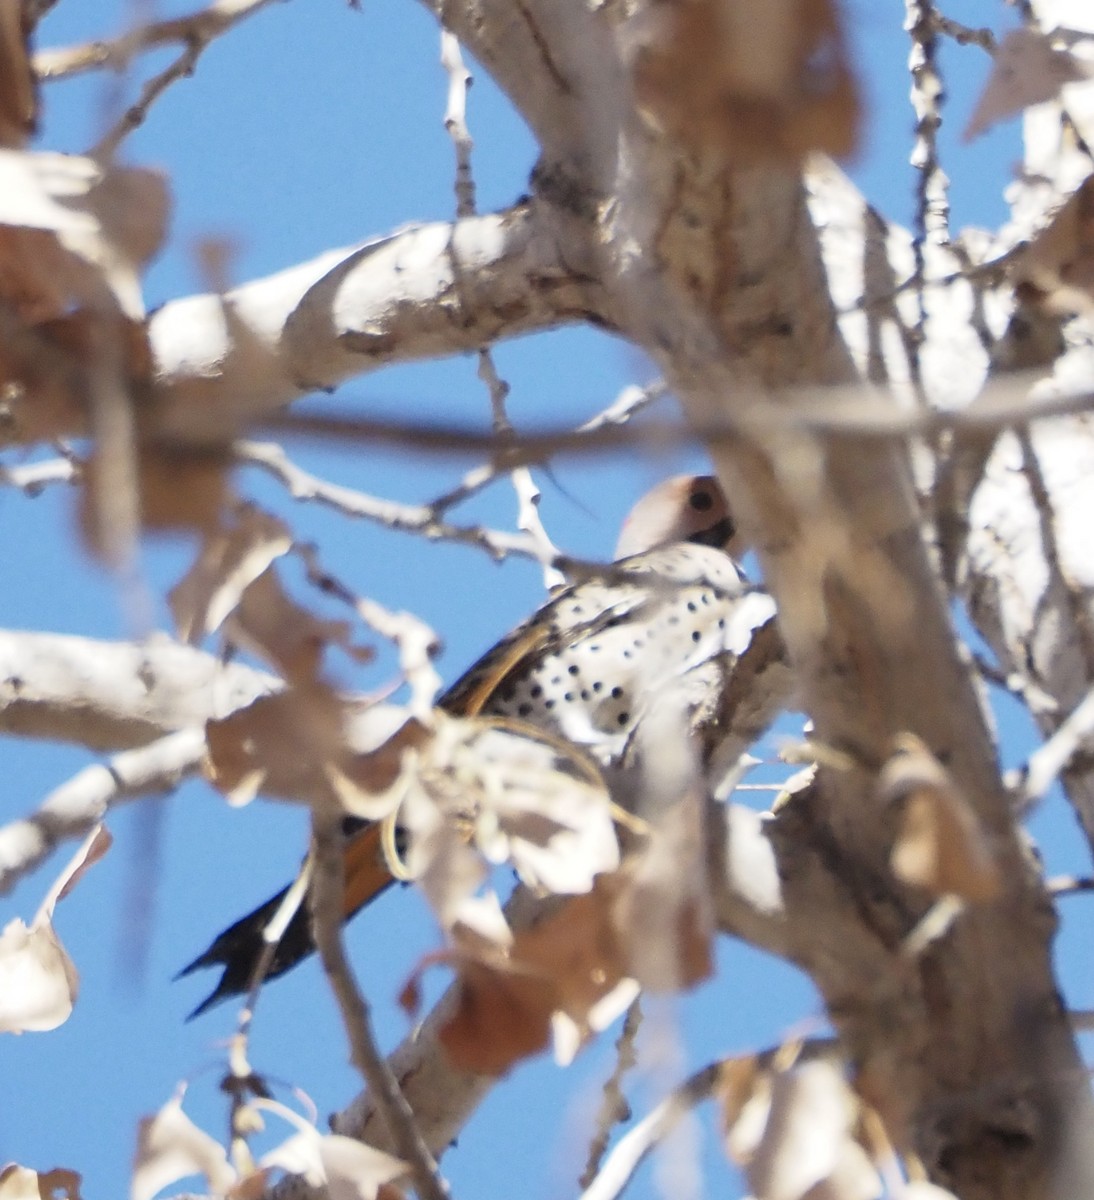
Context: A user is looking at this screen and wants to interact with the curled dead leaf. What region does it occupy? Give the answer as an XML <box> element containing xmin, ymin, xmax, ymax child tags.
<box><xmin>723</xmin><ymin>1057</ymin><xmax>879</xmax><ymax>1200</ymax></box>
<box><xmin>880</xmin><ymin>734</ymin><xmax>1002</xmax><ymax>903</ymax></box>
<box><xmin>1016</xmin><ymin>176</ymin><xmax>1094</xmax><ymax>316</ymax></box>
<box><xmin>80</xmin><ymin>443</ymin><xmax>234</xmax><ymax>564</ymax></box>
<box><xmin>0</xmin><ymin>825</ymin><xmax>112</xmax><ymax>1034</ymax></box>
<box><xmin>205</xmin><ymin>690</ymin><xmax>426</xmax><ymax>817</ymax></box>
<box><xmin>0</xmin><ymin>150</ymin><xmax>167</xmax><ymax>319</ymax></box>
<box><xmin>430</xmin><ymin>882</ymin><xmax>638</xmax><ymax>1074</ymax></box>
<box><xmin>395</xmin><ymin>714</ymin><xmax>619</xmax><ymax>928</ymax></box>
<box><xmin>256</xmin><ymin>1099</ymin><xmax>407</xmax><ymax>1200</ymax></box>
<box><xmin>205</xmin><ymin>686</ymin><xmax>353</xmax><ymax>809</ymax></box>
<box><xmin>131</xmin><ymin>1087</ymin><xmax>236</xmax><ymax>1200</ymax></box>
<box><xmin>964</xmin><ymin>28</ymin><xmax>1092</xmax><ymax>143</ymax></box>
<box><xmin>229</xmin><ymin>567</ymin><xmax>372</xmax><ymax>684</ymax></box>
<box><xmin>0</xmin><ymin>1165</ymin><xmax>82</xmax><ymax>1200</ymax></box>
<box><xmin>169</xmin><ymin>505</ymin><xmax>292</xmax><ymax>643</ymax></box>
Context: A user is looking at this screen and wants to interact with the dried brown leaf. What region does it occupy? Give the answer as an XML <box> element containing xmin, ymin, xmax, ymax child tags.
<box><xmin>745</xmin><ymin>1060</ymin><xmax>864</xmax><ymax>1200</ymax></box>
<box><xmin>608</xmin><ymin>803</ymin><xmax>713</xmax><ymax>992</ymax></box>
<box><xmin>0</xmin><ymin>150</ymin><xmax>167</xmax><ymax>318</ymax></box>
<box><xmin>229</xmin><ymin>567</ymin><xmax>372</xmax><ymax>684</ymax></box>
<box><xmin>205</xmin><ymin>690</ymin><xmax>420</xmax><ymax>818</ymax></box>
<box><xmin>964</xmin><ymin>28</ymin><xmax>1092</xmax><ymax>142</ymax></box>
<box><xmin>132</xmin><ymin>1088</ymin><xmax>236</xmax><ymax>1200</ymax></box>
<box><xmin>438</xmin><ymin>882</ymin><xmax>635</xmax><ymax>1074</ymax></box>
<box><xmin>881</xmin><ymin>735</ymin><xmax>1002</xmax><ymax>902</ymax></box>
<box><xmin>396</xmin><ymin>715</ymin><xmax>618</xmax><ymax>928</ymax></box>
<box><xmin>169</xmin><ymin>506</ymin><xmax>292</xmax><ymax>644</ymax></box>
<box><xmin>205</xmin><ymin>686</ymin><xmax>351</xmax><ymax>809</ymax></box>
<box><xmin>0</xmin><ymin>918</ymin><xmax>78</xmax><ymax>1034</ymax></box>
<box><xmin>0</xmin><ymin>1165</ymin><xmax>82</xmax><ymax>1200</ymax></box>
<box><xmin>624</xmin><ymin>0</ymin><xmax>859</xmax><ymax>162</ymax></box>
<box><xmin>139</xmin><ymin>446</ymin><xmax>233</xmax><ymax>535</ymax></box>
<box><xmin>0</xmin><ymin>826</ymin><xmax>112</xmax><ymax>1034</ymax></box>
<box><xmin>1017</xmin><ymin>176</ymin><xmax>1094</xmax><ymax>315</ymax></box>
<box><xmin>262</xmin><ymin>1129</ymin><xmax>407</xmax><ymax>1200</ymax></box>
<box><xmin>0</xmin><ymin>309</ymin><xmax>152</xmax><ymax>447</ymax></box>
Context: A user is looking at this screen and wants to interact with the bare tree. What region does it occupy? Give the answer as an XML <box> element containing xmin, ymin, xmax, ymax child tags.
<box><xmin>4</xmin><ymin>2</ymin><xmax>1094</xmax><ymax>1199</ymax></box>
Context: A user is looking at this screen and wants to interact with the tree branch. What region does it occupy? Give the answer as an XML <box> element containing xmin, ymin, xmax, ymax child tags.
<box><xmin>147</xmin><ymin>202</ymin><xmax>606</xmax><ymax>440</ymax></box>
<box><xmin>0</xmin><ymin>728</ymin><xmax>205</xmax><ymax>895</ymax></box>
<box><xmin>0</xmin><ymin>630</ymin><xmax>276</xmax><ymax>749</ymax></box>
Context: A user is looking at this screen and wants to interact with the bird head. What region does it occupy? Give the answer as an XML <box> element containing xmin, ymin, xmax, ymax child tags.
<box><xmin>613</xmin><ymin>474</ymin><xmax>743</xmax><ymax>560</ymax></box>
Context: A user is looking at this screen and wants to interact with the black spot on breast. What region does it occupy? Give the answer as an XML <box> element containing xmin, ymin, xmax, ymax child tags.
<box><xmin>518</xmin><ymin>702</ymin><xmax>533</xmax><ymax>716</ymax></box>
<box><xmin>611</xmin><ymin>686</ymin><xmax>623</xmax><ymax>698</ymax></box>
<box><xmin>617</xmin><ymin>712</ymin><xmax>630</xmax><ymax>725</ymax></box>
<box><xmin>530</xmin><ymin>685</ymin><xmax>542</xmax><ymax>698</ymax></box>
<box><xmin>568</xmin><ymin>664</ymin><xmax>579</xmax><ymax>675</ymax></box>
<box><xmin>691</xmin><ymin>630</ymin><xmax>702</xmax><ymax>642</ymax></box>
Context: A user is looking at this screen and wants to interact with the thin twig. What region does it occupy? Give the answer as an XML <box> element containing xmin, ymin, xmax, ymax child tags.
<box><xmin>34</xmin><ymin>0</ymin><xmax>279</xmax><ymax>80</ymax></box>
<box><xmin>930</xmin><ymin>14</ymin><xmax>997</xmax><ymax>52</ymax></box>
<box><xmin>578</xmin><ymin>1062</ymin><xmax>722</xmax><ymax>1200</ymax></box>
<box><xmin>440</xmin><ymin>28</ymin><xmax>563</xmax><ymax>590</ymax></box>
<box><xmin>1010</xmin><ymin>682</ymin><xmax>1094</xmax><ymax>812</ymax></box>
<box><xmin>579</xmin><ymin>1037</ymin><xmax>841</xmax><ymax>1200</ymax></box>
<box><xmin>440</xmin><ymin>30</ymin><xmax>475</xmax><ymax>221</ymax></box>
<box><xmin>971</xmin><ymin>652</ymin><xmax>1058</xmax><ymax>718</ymax></box>
<box><xmin>84</xmin><ymin>0</ymin><xmax>283</xmax><ymax>158</ymax></box>
<box><xmin>297</xmin><ymin>546</ymin><xmax>443</xmax><ymax>719</ymax></box>
<box><xmin>0</xmin><ymin>455</ymin><xmax>79</xmax><ymax>494</ymax></box>
<box><xmin>309</xmin><ymin>812</ymin><xmax>452</xmax><ymax>1200</ymax></box>
<box><xmin>427</xmin><ymin>380</ymin><xmax>668</xmax><ymax>515</ymax></box>
<box><xmin>906</xmin><ymin>0</ymin><xmax>952</xmax><ymax>256</ymax></box>
<box><xmin>580</xmin><ymin>998</ymin><xmax>643</xmax><ymax>1189</ymax></box>
<box><xmin>1049</xmin><ymin>875</ymin><xmax>1094</xmax><ymax>896</ymax></box>
<box><xmin>235</xmin><ymin>439</ymin><xmax>547</xmax><ymax>562</ymax></box>
<box><xmin>257</xmin><ymin>375</ymin><xmax>1094</xmax><ymax>457</ymax></box>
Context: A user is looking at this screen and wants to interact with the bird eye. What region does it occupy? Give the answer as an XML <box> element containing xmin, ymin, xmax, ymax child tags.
<box><xmin>689</xmin><ymin>490</ymin><xmax>713</xmax><ymax>511</ymax></box>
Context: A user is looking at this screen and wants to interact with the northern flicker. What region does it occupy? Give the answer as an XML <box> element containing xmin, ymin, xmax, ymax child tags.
<box><xmin>180</xmin><ymin>475</ymin><xmax>770</xmax><ymax>1015</ymax></box>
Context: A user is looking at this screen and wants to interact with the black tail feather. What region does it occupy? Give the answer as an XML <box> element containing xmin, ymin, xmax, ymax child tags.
<box><xmin>178</xmin><ymin>885</ymin><xmax>318</xmax><ymax>1019</ymax></box>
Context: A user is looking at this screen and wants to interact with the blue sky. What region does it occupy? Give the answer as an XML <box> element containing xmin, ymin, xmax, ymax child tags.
<box><xmin>4</xmin><ymin>2</ymin><xmax>1090</xmax><ymax>1198</ymax></box>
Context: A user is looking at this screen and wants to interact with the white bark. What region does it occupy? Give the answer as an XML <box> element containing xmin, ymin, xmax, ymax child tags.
<box><xmin>0</xmin><ymin>629</ymin><xmax>276</xmax><ymax>748</ymax></box>
<box><xmin>147</xmin><ymin>203</ymin><xmax>606</xmax><ymax>437</ymax></box>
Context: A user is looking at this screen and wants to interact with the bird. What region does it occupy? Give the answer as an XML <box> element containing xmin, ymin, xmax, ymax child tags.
<box><xmin>179</xmin><ymin>474</ymin><xmax>759</xmax><ymax>1016</ymax></box>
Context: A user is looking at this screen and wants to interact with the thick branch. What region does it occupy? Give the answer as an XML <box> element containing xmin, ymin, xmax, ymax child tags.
<box><xmin>0</xmin><ymin>630</ymin><xmax>275</xmax><ymax>749</ymax></box>
<box><xmin>148</xmin><ymin>202</ymin><xmax>605</xmax><ymax>438</ymax></box>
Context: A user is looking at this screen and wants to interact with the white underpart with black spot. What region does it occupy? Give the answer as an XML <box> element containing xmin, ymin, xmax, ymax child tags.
<box><xmin>483</xmin><ymin>543</ymin><xmax>776</xmax><ymax>765</ymax></box>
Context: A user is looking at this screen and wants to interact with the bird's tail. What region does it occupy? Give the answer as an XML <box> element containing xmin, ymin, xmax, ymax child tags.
<box><xmin>177</xmin><ymin>820</ymin><xmax>396</xmax><ymax>1018</ymax></box>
